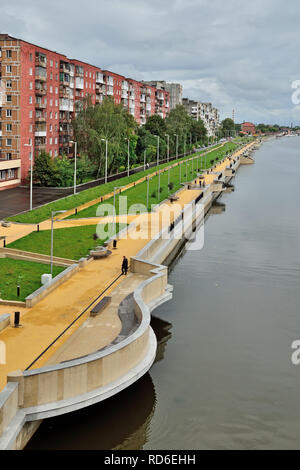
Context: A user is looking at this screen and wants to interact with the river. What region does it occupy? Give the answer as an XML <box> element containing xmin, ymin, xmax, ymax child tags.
<box><xmin>26</xmin><ymin>136</ymin><xmax>300</xmax><ymax>450</ymax></box>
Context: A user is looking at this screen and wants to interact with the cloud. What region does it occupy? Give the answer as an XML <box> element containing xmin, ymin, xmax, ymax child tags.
<box><xmin>0</xmin><ymin>0</ymin><xmax>299</xmax><ymax>125</ymax></box>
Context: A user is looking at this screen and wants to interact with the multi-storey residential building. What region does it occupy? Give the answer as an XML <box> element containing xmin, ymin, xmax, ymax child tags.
<box><xmin>0</xmin><ymin>34</ymin><xmax>170</xmax><ymax>191</ymax></box>
<box><xmin>182</xmin><ymin>98</ymin><xmax>220</xmax><ymax>137</ymax></box>
<box><xmin>143</xmin><ymin>80</ymin><xmax>182</xmax><ymax>110</ymax></box>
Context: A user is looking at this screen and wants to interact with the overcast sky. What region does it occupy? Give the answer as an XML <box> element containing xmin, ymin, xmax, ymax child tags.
<box><xmin>1</xmin><ymin>0</ymin><xmax>300</xmax><ymax>125</ymax></box>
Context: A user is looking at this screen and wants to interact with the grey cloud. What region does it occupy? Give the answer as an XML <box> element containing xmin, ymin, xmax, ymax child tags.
<box><xmin>0</xmin><ymin>0</ymin><xmax>299</xmax><ymax>124</ymax></box>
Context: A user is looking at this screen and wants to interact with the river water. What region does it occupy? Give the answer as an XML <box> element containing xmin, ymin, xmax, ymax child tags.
<box><xmin>26</xmin><ymin>136</ymin><xmax>300</xmax><ymax>450</ymax></box>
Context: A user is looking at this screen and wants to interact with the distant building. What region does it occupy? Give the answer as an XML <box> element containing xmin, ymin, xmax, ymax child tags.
<box><xmin>182</xmin><ymin>98</ymin><xmax>220</xmax><ymax>137</ymax></box>
<box><xmin>241</xmin><ymin>122</ymin><xmax>256</xmax><ymax>134</ymax></box>
<box><xmin>142</xmin><ymin>80</ymin><xmax>182</xmax><ymax>110</ymax></box>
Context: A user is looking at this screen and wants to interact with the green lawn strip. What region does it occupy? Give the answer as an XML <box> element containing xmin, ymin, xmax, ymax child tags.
<box><xmin>7</xmin><ymin>224</ymin><xmax>125</xmax><ymax>261</ymax></box>
<box><xmin>69</xmin><ymin>143</ymin><xmax>239</xmax><ymax>218</ymax></box>
<box><xmin>0</xmin><ymin>258</ymin><xmax>64</xmax><ymax>302</ymax></box>
<box><xmin>7</xmin><ymin>143</ymin><xmax>231</xmax><ymax>225</ymax></box>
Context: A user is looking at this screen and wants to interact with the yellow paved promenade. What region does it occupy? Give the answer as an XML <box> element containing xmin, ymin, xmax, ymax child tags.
<box><xmin>0</xmin><ymin>143</ymin><xmax>255</xmax><ymax>391</ymax></box>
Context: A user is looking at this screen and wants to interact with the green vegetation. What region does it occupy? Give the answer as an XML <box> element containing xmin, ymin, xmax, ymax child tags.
<box><xmin>8</xmin><ymin>142</ymin><xmax>229</xmax><ymax>225</ymax></box>
<box><xmin>0</xmin><ymin>258</ymin><xmax>64</xmax><ymax>302</ymax></box>
<box><xmin>7</xmin><ymin>224</ymin><xmax>125</xmax><ymax>261</ymax></box>
<box><xmin>32</xmin><ymin>151</ymin><xmax>95</xmax><ymax>187</ymax></box>
<box><xmin>68</xmin><ymin>142</ymin><xmax>238</xmax><ymax>218</ymax></box>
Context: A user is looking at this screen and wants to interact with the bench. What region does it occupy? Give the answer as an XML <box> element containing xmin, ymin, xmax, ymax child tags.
<box><xmin>169</xmin><ymin>196</ymin><xmax>179</xmax><ymax>203</ymax></box>
<box><xmin>90</xmin><ymin>248</ymin><xmax>112</xmax><ymax>259</ymax></box>
<box><xmin>90</xmin><ymin>296</ymin><xmax>112</xmax><ymax>317</ymax></box>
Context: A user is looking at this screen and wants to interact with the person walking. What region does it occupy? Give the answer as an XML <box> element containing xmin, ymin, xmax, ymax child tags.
<box><xmin>122</xmin><ymin>256</ymin><xmax>129</xmax><ymax>275</ymax></box>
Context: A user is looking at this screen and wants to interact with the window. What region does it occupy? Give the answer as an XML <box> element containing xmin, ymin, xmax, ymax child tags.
<box><xmin>29</xmin><ymin>96</ymin><xmax>33</xmax><ymax>104</ymax></box>
<box><xmin>49</xmin><ymin>150</ymin><xmax>52</xmax><ymax>156</ymax></box>
<box><xmin>50</xmin><ymin>99</ymin><xmax>53</xmax><ymax>106</ymax></box>
<box><xmin>29</xmin><ymin>110</ymin><xmax>33</xmax><ymax>118</ymax></box>
<box><xmin>6</xmin><ymin>80</ymin><xmax>12</xmax><ymax>88</ymax></box>
<box><xmin>86</xmin><ymin>71</ymin><xmax>88</xmax><ymax>78</ymax></box>
<box><xmin>50</xmin><ymin>86</ymin><xmax>53</xmax><ymax>93</ymax></box>
<box><xmin>55</xmin><ymin>112</ymin><xmax>58</xmax><ymax>119</ymax></box>
<box><xmin>55</xmin><ymin>87</ymin><xmax>58</xmax><ymax>94</ymax></box>
<box><xmin>50</xmin><ymin>60</ymin><xmax>53</xmax><ymax>67</ymax></box>
<box><xmin>89</xmin><ymin>72</ymin><xmax>91</xmax><ymax>78</ymax></box>
<box><xmin>50</xmin><ymin>111</ymin><xmax>52</xmax><ymax>119</ymax></box>
<box><xmin>6</xmin><ymin>153</ymin><xmax>12</xmax><ymax>160</ymax></box>
<box><xmin>7</xmin><ymin>169</ymin><xmax>15</xmax><ymax>179</ymax></box>
<box><xmin>29</xmin><ymin>53</ymin><xmax>32</xmax><ymax>61</ymax></box>
<box><xmin>49</xmin><ymin>137</ymin><xmax>53</xmax><ymax>145</ymax></box>
<box><xmin>50</xmin><ymin>72</ymin><xmax>53</xmax><ymax>80</ymax></box>
<box><xmin>0</xmin><ymin>171</ymin><xmax>6</xmax><ymax>181</ymax></box>
<box><xmin>6</xmin><ymin>109</ymin><xmax>12</xmax><ymax>117</ymax></box>
<box><xmin>56</xmin><ymin>61</ymin><xmax>58</xmax><ymax>69</ymax></box>
<box><xmin>29</xmin><ymin>124</ymin><xmax>33</xmax><ymax>132</ymax></box>
<box><xmin>29</xmin><ymin>68</ymin><xmax>33</xmax><ymax>76</ymax></box>
<box><xmin>6</xmin><ymin>65</ymin><xmax>12</xmax><ymax>73</ymax></box>
<box><xmin>7</xmin><ymin>95</ymin><xmax>12</xmax><ymax>102</ymax></box>
<box><xmin>55</xmin><ymin>137</ymin><xmax>58</xmax><ymax>145</ymax></box>
<box><xmin>29</xmin><ymin>138</ymin><xmax>32</xmax><ymax>145</ymax></box>
<box><xmin>6</xmin><ymin>50</ymin><xmax>12</xmax><ymax>59</ymax></box>
<box><xmin>29</xmin><ymin>82</ymin><xmax>33</xmax><ymax>90</ymax></box>
<box><xmin>6</xmin><ymin>124</ymin><xmax>12</xmax><ymax>132</ymax></box>
<box><xmin>50</xmin><ymin>124</ymin><xmax>52</xmax><ymax>132</ymax></box>
<box><xmin>55</xmin><ymin>99</ymin><xmax>58</xmax><ymax>106</ymax></box>
<box><xmin>6</xmin><ymin>139</ymin><xmax>12</xmax><ymax>146</ymax></box>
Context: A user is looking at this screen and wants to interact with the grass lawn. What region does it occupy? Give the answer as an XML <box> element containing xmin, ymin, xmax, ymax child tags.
<box><xmin>69</xmin><ymin>142</ymin><xmax>239</xmax><ymax>219</ymax></box>
<box><xmin>0</xmin><ymin>258</ymin><xmax>64</xmax><ymax>302</ymax></box>
<box><xmin>7</xmin><ymin>224</ymin><xmax>125</xmax><ymax>261</ymax></box>
<box><xmin>6</xmin><ymin>142</ymin><xmax>239</xmax><ymax>225</ymax></box>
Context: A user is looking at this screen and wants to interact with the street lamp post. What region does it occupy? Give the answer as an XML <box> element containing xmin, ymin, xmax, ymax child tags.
<box><xmin>174</xmin><ymin>134</ymin><xmax>178</xmax><ymax>159</ymax></box>
<box><xmin>165</xmin><ymin>134</ymin><xmax>170</xmax><ymax>188</ymax></box>
<box><xmin>127</xmin><ymin>138</ymin><xmax>130</xmax><ymax>178</ymax></box>
<box><xmin>101</xmin><ymin>138</ymin><xmax>108</xmax><ymax>184</ymax></box>
<box><xmin>146</xmin><ymin>176</ymin><xmax>152</xmax><ymax>211</ymax></box>
<box><xmin>24</xmin><ymin>143</ymin><xmax>33</xmax><ymax>211</ymax></box>
<box><xmin>50</xmin><ymin>210</ymin><xmax>67</xmax><ymax>277</ymax></box>
<box><xmin>70</xmin><ymin>140</ymin><xmax>77</xmax><ymax>195</ymax></box>
<box><xmin>144</xmin><ymin>149</ymin><xmax>147</xmax><ymax>171</ymax></box>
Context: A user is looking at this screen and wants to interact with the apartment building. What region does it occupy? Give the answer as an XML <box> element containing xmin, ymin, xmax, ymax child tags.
<box><xmin>0</xmin><ymin>34</ymin><xmax>170</xmax><ymax>190</ymax></box>
<box><xmin>182</xmin><ymin>98</ymin><xmax>220</xmax><ymax>137</ymax></box>
<box><xmin>143</xmin><ymin>80</ymin><xmax>182</xmax><ymax>110</ymax></box>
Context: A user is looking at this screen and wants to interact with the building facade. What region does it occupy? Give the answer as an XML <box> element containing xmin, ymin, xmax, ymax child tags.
<box><xmin>0</xmin><ymin>34</ymin><xmax>170</xmax><ymax>190</ymax></box>
<box><xmin>142</xmin><ymin>81</ymin><xmax>182</xmax><ymax>110</ymax></box>
<box><xmin>182</xmin><ymin>98</ymin><xmax>220</xmax><ymax>137</ymax></box>
<box><xmin>241</xmin><ymin>122</ymin><xmax>256</xmax><ymax>134</ymax></box>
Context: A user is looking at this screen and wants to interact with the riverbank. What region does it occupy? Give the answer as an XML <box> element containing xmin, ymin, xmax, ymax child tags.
<box><xmin>0</xmin><ymin>140</ymin><xmax>257</xmax><ymax>450</ymax></box>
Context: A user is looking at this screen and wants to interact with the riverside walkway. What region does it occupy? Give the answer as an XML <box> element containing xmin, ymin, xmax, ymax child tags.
<box><xmin>0</xmin><ymin>143</ymin><xmax>255</xmax><ymax>391</ymax></box>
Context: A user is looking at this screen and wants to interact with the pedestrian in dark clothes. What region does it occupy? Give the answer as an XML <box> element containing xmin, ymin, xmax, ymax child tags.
<box><xmin>122</xmin><ymin>256</ymin><xmax>129</xmax><ymax>275</ymax></box>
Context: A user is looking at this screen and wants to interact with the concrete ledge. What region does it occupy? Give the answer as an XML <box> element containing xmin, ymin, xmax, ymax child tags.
<box><xmin>25</xmin><ymin>264</ymin><xmax>79</xmax><ymax>308</ymax></box>
<box><xmin>0</xmin><ymin>300</ymin><xmax>26</xmax><ymax>308</ymax></box>
<box><xmin>0</xmin><ymin>314</ymin><xmax>11</xmax><ymax>332</ymax></box>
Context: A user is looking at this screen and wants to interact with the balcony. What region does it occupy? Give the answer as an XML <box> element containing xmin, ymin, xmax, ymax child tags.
<box><xmin>35</xmin><ymin>55</ymin><xmax>47</xmax><ymax>68</ymax></box>
<box><xmin>75</xmin><ymin>67</ymin><xmax>84</xmax><ymax>78</ymax></box>
<box><xmin>140</xmin><ymin>94</ymin><xmax>146</xmax><ymax>103</ymax></box>
<box><xmin>60</xmin><ymin>63</ymin><xmax>71</xmax><ymax>74</ymax></box>
<box><xmin>35</xmin><ymin>115</ymin><xmax>46</xmax><ymax>123</ymax></box>
<box><xmin>35</xmin><ymin>101</ymin><xmax>46</xmax><ymax>110</ymax></box>
<box><xmin>121</xmin><ymin>91</ymin><xmax>128</xmax><ymax>99</ymax></box>
<box><xmin>75</xmin><ymin>77</ymin><xmax>84</xmax><ymax>90</ymax></box>
<box><xmin>96</xmin><ymin>73</ymin><xmax>104</xmax><ymax>84</ymax></box>
<box><xmin>35</xmin><ymin>86</ymin><xmax>47</xmax><ymax>96</ymax></box>
<box><xmin>35</xmin><ymin>130</ymin><xmax>47</xmax><ymax>137</ymax></box>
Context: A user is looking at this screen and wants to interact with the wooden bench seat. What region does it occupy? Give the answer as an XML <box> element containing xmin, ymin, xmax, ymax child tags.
<box><xmin>90</xmin><ymin>296</ymin><xmax>112</xmax><ymax>317</ymax></box>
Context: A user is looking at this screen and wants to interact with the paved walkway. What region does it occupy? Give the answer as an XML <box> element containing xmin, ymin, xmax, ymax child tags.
<box><xmin>0</xmin><ymin>143</ymin><xmax>255</xmax><ymax>391</ymax></box>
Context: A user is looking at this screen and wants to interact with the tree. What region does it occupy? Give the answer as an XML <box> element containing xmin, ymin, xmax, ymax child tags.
<box><xmin>221</xmin><ymin>118</ymin><xmax>235</xmax><ymax>137</ymax></box>
<box><xmin>32</xmin><ymin>151</ymin><xmax>60</xmax><ymax>187</ymax></box>
<box><xmin>72</xmin><ymin>96</ymin><xmax>137</xmax><ymax>178</ymax></box>
<box><xmin>165</xmin><ymin>105</ymin><xmax>194</xmax><ymax>154</ymax></box>
<box><xmin>145</xmin><ymin>114</ymin><xmax>166</xmax><ymax>138</ymax></box>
